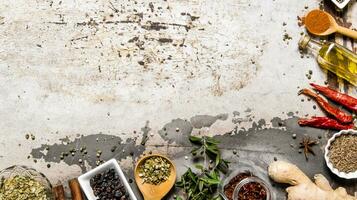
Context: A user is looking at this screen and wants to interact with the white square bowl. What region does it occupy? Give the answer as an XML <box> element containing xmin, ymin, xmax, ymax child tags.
<box><xmin>331</xmin><ymin>0</ymin><xmax>351</xmax><ymax>9</ymax></box>
<box><xmin>78</xmin><ymin>159</ymin><xmax>138</xmax><ymax>200</ymax></box>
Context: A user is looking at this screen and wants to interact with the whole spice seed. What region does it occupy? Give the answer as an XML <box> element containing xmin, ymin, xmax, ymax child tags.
<box><xmin>90</xmin><ymin>168</ymin><xmax>128</xmax><ymax>200</ymax></box>
<box><xmin>299</xmin><ymin>136</ymin><xmax>318</xmax><ymax>161</ymax></box>
<box><xmin>0</xmin><ymin>175</ymin><xmax>49</xmax><ymax>200</ymax></box>
<box><xmin>139</xmin><ymin>156</ymin><xmax>171</xmax><ymax>185</ymax></box>
<box><xmin>328</xmin><ymin>134</ymin><xmax>357</xmax><ymax>173</ymax></box>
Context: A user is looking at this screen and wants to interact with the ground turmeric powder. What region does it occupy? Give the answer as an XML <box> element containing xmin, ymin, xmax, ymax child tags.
<box><xmin>304</xmin><ymin>10</ymin><xmax>330</xmax><ymax>34</ymax></box>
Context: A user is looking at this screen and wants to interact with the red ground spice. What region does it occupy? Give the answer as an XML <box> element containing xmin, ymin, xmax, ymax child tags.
<box><xmin>223</xmin><ymin>172</ymin><xmax>267</xmax><ymax>200</ymax></box>
<box><xmin>237</xmin><ymin>182</ymin><xmax>267</xmax><ymax>200</ymax></box>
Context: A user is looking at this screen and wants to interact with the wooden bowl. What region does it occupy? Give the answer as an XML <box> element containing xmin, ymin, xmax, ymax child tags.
<box><xmin>134</xmin><ymin>154</ymin><xmax>176</xmax><ymax>200</ymax></box>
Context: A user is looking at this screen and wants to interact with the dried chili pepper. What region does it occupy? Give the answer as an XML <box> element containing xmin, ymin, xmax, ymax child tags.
<box><xmin>298</xmin><ymin>117</ymin><xmax>354</xmax><ymax>130</ymax></box>
<box><xmin>310</xmin><ymin>83</ymin><xmax>357</xmax><ymax>112</ymax></box>
<box><xmin>299</xmin><ymin>89</ymin><xmax>353</xmax><ymax>123</ymax></box>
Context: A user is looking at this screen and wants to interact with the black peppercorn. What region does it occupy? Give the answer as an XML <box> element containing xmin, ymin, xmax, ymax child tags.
<box><xmin>90</xmin><ymin>168</ymin><xmax>129</xmax><ymax>200</ymax></box>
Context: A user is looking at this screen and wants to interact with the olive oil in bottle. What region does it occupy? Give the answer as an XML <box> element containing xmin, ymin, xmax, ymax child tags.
<box><xmin>299</xmin><ymin>35</ymin><xmax>357</xmax><ymax>86</ymax></box>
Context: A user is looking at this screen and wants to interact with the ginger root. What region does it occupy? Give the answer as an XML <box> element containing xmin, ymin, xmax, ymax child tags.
<box><xmin>268</xmin><ymin>161</ymin><xmax>356</xmax><ymax>200</ymax></box>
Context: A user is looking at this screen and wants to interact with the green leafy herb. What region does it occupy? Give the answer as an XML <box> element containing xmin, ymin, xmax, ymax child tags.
<box><xmin>175</xmin><ymin>136</ymin><xmax>229</xmax><ymax>200</ymax></box>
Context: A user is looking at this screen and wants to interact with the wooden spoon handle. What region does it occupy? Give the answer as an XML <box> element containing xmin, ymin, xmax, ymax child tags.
<box><xmin>336</xmin><ymin>26</ymin><xmax>357</xmax><ymax>40</ymax></box>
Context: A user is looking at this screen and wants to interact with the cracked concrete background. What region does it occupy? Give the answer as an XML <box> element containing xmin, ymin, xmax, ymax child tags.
<box><xmin>0</xmin><ymin>0</ymin><xmax>356</xmax><ymax>199</ymax></box>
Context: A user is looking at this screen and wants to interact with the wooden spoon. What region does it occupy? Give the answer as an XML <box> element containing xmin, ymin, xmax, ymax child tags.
<box><xmin>134</xmin><ymin>154</ymin><xmax>176</xmax><ymax>200</ymax></box>
<box><xmin>304</xmin><ymin>9</ymin><xmax>357</xmax><ymax>39</ymax></box>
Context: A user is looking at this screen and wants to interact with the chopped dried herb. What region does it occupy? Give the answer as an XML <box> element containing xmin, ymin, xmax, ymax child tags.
<box><xmin>328</xmin><ymin>134</ymin><xmax>357</xmax><ymax>173</ymax></box>
<box><xmin>139</xmin><ymin>156</ymin><xmax>171</xmax><ymax>185</ymax></box>
<box><xmin>0</xmin><ymin>175</ymin><xmax>49</xmax><ymax>200</ymax></box>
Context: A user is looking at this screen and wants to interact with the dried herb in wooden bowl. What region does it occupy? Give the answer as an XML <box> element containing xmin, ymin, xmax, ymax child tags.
<box><xmin>139</xmin><ymin>156</ymin><xmax>171</xmax><ymax>185</ymax></box>
<box><xmin>328</xmin><ymin>134</ymin><xmax>357</xmax><ymax>173</ymax></box>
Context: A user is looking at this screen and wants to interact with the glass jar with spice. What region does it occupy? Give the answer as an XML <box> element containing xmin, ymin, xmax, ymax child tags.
<box><xmin>220</xmin><ymin>161</ymin><xmax>274</xmax><ymax>200</ymax></box>
<box><xmin>232</xmin><ymin>176</ymin><xmax>271</xmax><ymax>200</ymax></box>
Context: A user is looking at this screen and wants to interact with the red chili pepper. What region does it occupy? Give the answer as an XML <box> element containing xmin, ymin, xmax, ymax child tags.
<box><xmin>310</xmin><ymin>83</ymin><xmax>357</xmax><ymax>112</ymax></box>
<box><xmin>299</xmin><ymin>89</ymin><xmax>353</xmax><ymax>123</ymax></box>
<box><xmin>298</xmin><ymin>117</ymin><xmax>354</xmax><ymax>130</ymax></box>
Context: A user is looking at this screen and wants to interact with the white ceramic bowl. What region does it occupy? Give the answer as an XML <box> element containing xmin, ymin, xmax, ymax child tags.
<box><xmin>324</xmin><ymin>129</ymin><xmax>357</xmax><ymax>179</ymax></box>
<box><xmin>78</xmin><ymin>159</ymin><xmax>137</xmax><ymax>200</ymax></box>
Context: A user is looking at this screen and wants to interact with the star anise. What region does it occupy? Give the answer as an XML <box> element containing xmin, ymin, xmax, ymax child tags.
<box><xmin>299</xmin><ymin>136</ymin><xmax>318</xmax><ymax>161</ymax></box>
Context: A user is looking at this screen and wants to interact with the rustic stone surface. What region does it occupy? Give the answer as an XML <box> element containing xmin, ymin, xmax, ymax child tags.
<box><xmin>0</xmin><ymin>0</ymin><xmax>356</xmax><ymax>199</ymax></box>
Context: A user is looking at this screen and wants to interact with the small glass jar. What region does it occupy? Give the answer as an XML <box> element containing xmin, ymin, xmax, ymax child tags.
<box><xmin>220</xmin><ymin>160</ymin><xmax>275</xmax><ymax>200</ymax></box>
<box><xmin>233</xmin><ymin>176</ymin><xmax>271</xmax><ymax>200</ymax></box>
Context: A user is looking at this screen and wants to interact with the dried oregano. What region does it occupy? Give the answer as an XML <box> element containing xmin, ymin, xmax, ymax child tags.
<box><xmin>0</xmin><ymin>175</ymin><xmax>49</xmax><ymax>200</ymax></box>
<box><xmin>139</xmin><ymin>156</ymin><xmax>171</xmax><ymax>185</ymax></box>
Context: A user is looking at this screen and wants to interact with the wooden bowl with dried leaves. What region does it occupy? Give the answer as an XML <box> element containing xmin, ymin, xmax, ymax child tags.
<box><xmin>324</xmin><ymin>129</ymin><xmax>357</xmax><ymax>179</ymax></box>
<box><xmin>134</xmin><ymin>154</ymin><xmax>176</xmax><ymax>200</ymax></box>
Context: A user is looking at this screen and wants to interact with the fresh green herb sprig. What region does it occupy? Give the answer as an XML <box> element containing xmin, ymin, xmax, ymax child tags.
<box><xmin>175</xmin><ymin>136</ymin><xmax>229</xmax><ymax>200</ymax></box>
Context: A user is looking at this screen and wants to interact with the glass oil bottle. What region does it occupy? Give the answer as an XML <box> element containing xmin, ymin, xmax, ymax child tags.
<box><xmin>299</xmin><ymin>34</ymin><xmax>357</xmax><ymax>86</ymax></box>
